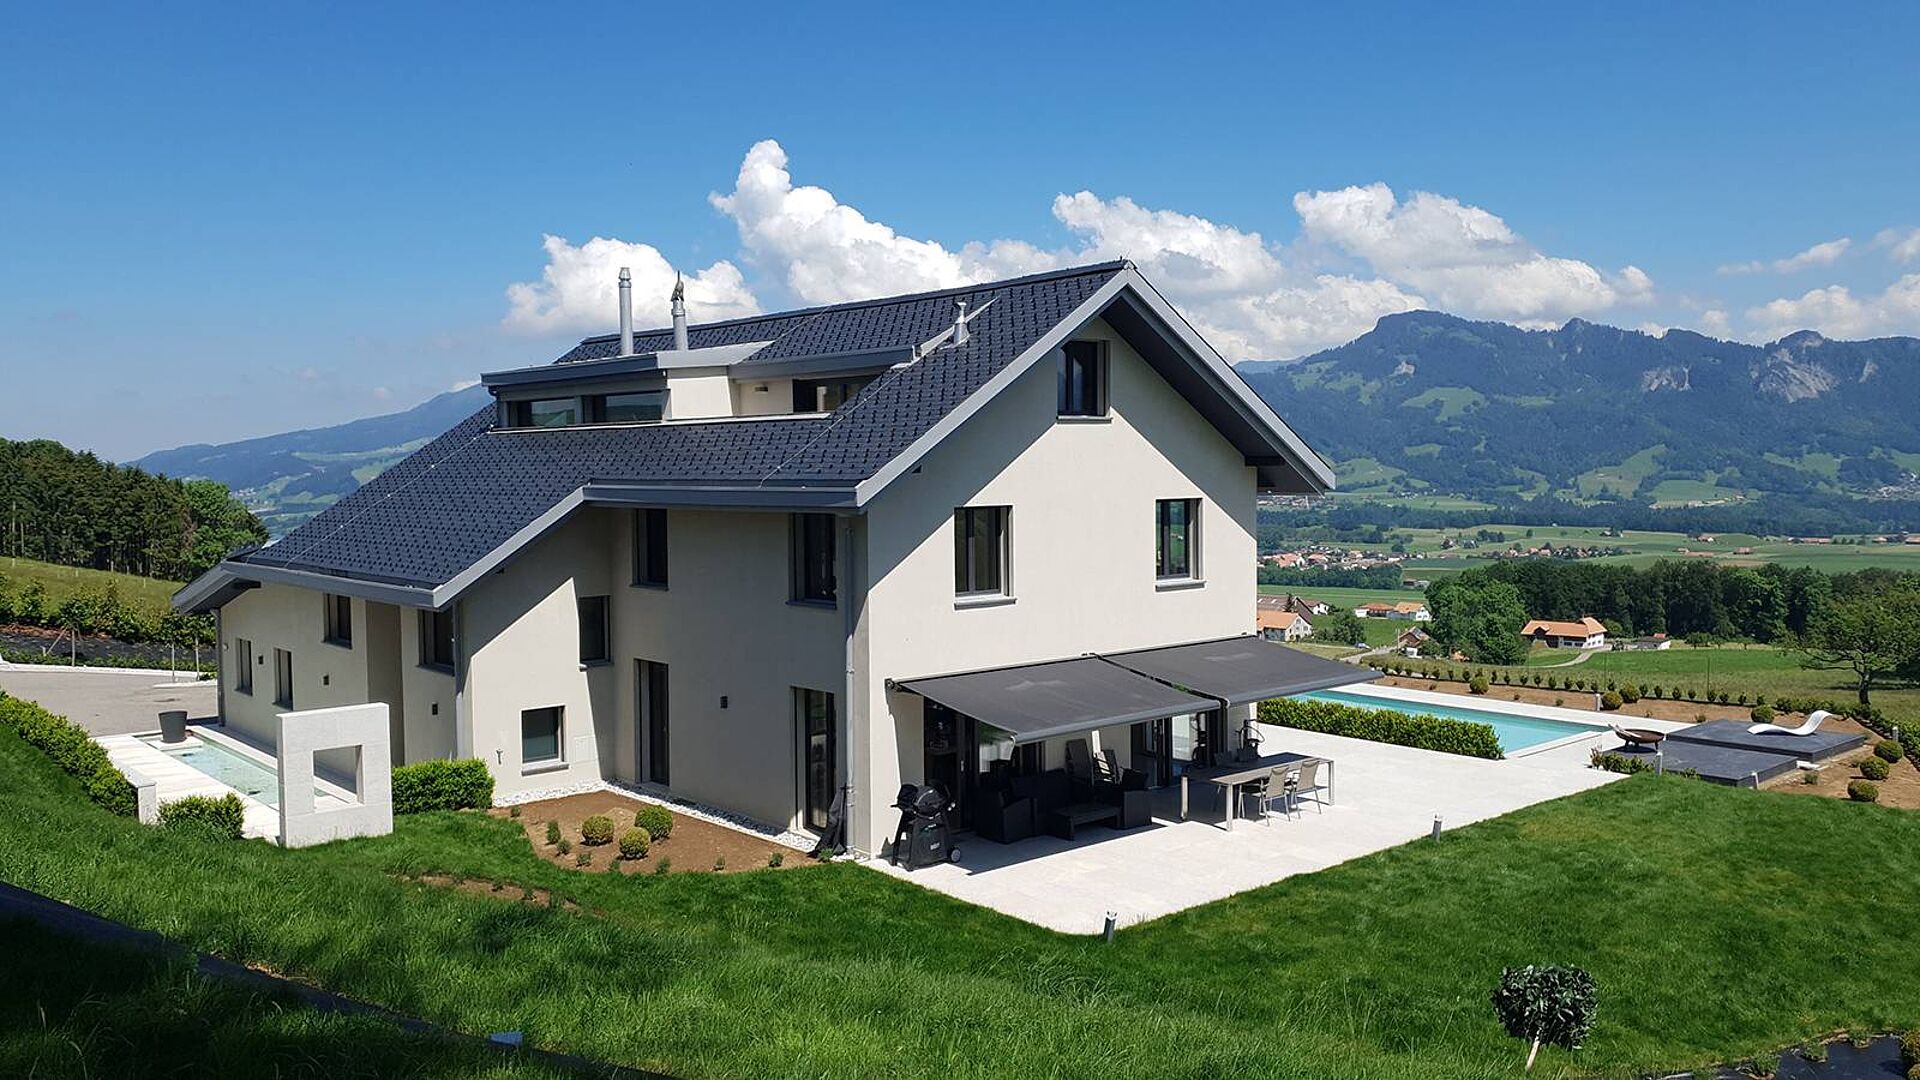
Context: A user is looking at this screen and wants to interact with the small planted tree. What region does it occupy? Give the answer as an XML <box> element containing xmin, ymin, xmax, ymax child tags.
<box><xmin>1491</xmin><ymin>964</ymin><xmax>1596</xmax><ymax>1071</ymax></box>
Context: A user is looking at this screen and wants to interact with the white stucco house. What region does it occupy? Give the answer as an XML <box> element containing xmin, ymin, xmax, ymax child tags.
<box><xmin>177</xmin><ymin>262</ymin><xmax>1364</xmax><ymax>855</ymax></box>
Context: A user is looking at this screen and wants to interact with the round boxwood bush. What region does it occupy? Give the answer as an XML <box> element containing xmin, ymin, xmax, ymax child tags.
<box><xmin>1860</xmin><ymin>756</ymin><xmax>1892</xmax><ymax>782</ymax></box>
<box><xmin>580</xmin><ymin>814</ymin><xmax>615</xmax><ymax>846</ymax></box>
<box><xmin>1876</xmin><ymin>739</ymin><xmax>1905</xmax><ymax>763</ymax></box>
<box><xmin>1600</xmin><ymin>690</ymin><xmax>1623</xmax><ymax>711</ymax></box>
<box><xmin>1469</xmin><ymin>675</ymin><xmax>1489</xmax><ymax>695</ymax></box>
<box><xmin>157</xmin><ymin>793</ymin><xmax>246</xmax><ymax>840</ymax></box>
<box><xmin>1848</xmin><ymin>780</ymin><xmax>1881</xmax><ymax>803</ymax></box>
<box><xmin>1750</xmin><ymin>704</ymin><xmax>1775</xmax><ymax>723</ymax></box>
<box><xmin>634</xmin><ymin>803</ymin><xmax>674</xmax><ymax>840</ymax></box>
<box><xmin>1618</xmin><ymin>685</ymin><xmax>1640</xmax><ymax>704</ymax></box>
<box><xmin>618</xmin><ymin>827</ymin><xmax>651</xmax><ymax>860</ymax></box>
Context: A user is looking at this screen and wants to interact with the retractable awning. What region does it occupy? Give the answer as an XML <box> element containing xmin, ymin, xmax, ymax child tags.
<box><xmin>896</xmin><ymin>657</ymin><xmax>1215</xmax><ymax>744</ymax></box>
<box><xmin>1104</xmin><ymin>635</ymin><xmax>1375</xmax><ymax>706</ymax></box>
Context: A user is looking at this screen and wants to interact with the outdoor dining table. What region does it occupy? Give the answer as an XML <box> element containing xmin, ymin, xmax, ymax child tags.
<box><xmin>1178</xmin><ymin>751</ymin><xmax>1335</xmax><ymax>831</ymax></box>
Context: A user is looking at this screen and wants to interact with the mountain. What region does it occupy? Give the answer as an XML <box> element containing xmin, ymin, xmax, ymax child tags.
<box><xmin>1237</xmin><ymin>312</ymin><xmax>1920</xmax><ymax>506</ymax></box>
<box><xmin>133</xmin><ymin>385</ymin><xmax>490</xmax><ymax>535</ymax></box>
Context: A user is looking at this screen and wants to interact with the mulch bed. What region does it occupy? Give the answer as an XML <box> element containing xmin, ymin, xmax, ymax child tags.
<box><xmin>496</xmin><ymin>791</ymin><xmax>810</xmax><ymax>875</ymax></box>
<box><xmin>1759</xmin><ymin>715</ymin><xmax>1920</xmax><ymax>811</ymax></box>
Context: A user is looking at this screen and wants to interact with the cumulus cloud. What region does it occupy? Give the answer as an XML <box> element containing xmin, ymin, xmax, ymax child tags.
<box><xmin>1718</xmin><ymin>236</ymin><xmax>1853</xmax><ymax>275</ymax></box>
<box><xmin>503</xmin><ymin>235</ymin><xmax>760</xmax><ymax>334</ymax></box>
<box><xmin>1744</xmin><ymin>274</ymin><xmax>1920</xmax><ymax>341</ymax></box>
<box><xmin>1874</xmin><ymin>226</ymin><xmax>1920</xmax><ymax>263</ymax></box>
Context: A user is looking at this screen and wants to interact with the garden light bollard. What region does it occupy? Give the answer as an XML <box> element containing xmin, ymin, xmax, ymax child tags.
<box><xmin>1431</xmin><ymin>814</ymin><xmax>1443</xmax><ymax>839</ymax></box>
<box><xmin>1103</xmin><ymin>911</ymin><xmax>1117</xmax><ymax>944</ymax></box>
<box><xmin>1655</xmin><ymin>745</ymin><xmax>1664</xmax><ymax>776</ymax></box>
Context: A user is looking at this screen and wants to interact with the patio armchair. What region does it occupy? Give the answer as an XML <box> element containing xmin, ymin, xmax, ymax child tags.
<box><xmin>974</xmin><ymin>785</ymin><xmax>1036</xmax><ymax>844</ymax></box>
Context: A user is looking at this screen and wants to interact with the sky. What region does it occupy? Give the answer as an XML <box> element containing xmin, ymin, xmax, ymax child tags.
<box><xmin>2</xmin><ymin>2</ymin><xmax>1917</xmax><ymax>462</ymax></box>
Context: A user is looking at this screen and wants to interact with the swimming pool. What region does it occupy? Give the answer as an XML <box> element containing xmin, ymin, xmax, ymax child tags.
<box><xmin>1291</xmin><ymin>689</ymin><xmax>1601</xmax><ymax>753</ymax></box>
<box><xmin>139</xmin><ymin>733</ymin><xmax>282</xmax><ymax>806</ymax></box>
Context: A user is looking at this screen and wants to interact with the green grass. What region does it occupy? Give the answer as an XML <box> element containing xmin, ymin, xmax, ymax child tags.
<box><xmin>0</xmin><ymin>918</ymin><xmax>570</xmax><ymax>1079</ymax></box>
<box><xmin>8</xmin><ymin>715</ymin><xmax>1920</xmax><ymax>1078</ymax></box>
<box><xmin>0</xmin><ymin>556</ymin><xmax>182</xmax><ymax>611</ymax></box>
<box><xmin>1513</xmin><ymin>644</ymin><xmax>1920</xmax><ymax>726</ymax></box>
<box><xmin>1400</xmin><ymin>385</ymin><xmax>1485</xmax><ymax>421</ymax></box>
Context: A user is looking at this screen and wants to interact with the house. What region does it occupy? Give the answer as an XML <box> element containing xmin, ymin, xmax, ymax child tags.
<box><xmin>1390</xmin><ymin>601</ymin><xmax>1431</xmax><ymax>622</ymax></box>
<box><xmin>1520</xmin><ymin>616</ymin><xmax>1608</xmax><ymax>649</ymax></box>
<box><xmin>1618</xmin><ymin>633</ymin><xmax>1672</xmax><ymax>651</ymax></box>
<box><xmin>1256</xmin><ymin>606</ymin><xmax>1312</xmax><ymax>642</ymax></box>
<box><xmin>1394</xmin><ymin>626</ymin><xmax>1431</xmax><ymax>657</ymax></box>
<box><xmin>175</xmin><ymin>261</ymin><xmax>1365</xmax><ymax>856</ymax></box>
<box><xmin>1355</xmin><ymin>602</ymin><xmax>1396</xmax><ymax>618</ymax></box>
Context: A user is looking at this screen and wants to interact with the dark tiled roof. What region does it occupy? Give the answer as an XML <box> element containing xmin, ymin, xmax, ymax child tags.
<box><xmin>235</xmin><ymin>262</ymin><xmax>1126</xmax><ymax>590</ymax></box>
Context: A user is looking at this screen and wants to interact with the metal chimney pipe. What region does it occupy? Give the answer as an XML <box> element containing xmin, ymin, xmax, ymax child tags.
<box><xmin>953</xmin><ymin>299</ymin><xmax>969</xmax><ymax>346</ymax></box>
<box><xmin>617</xmin><ymin>267</ymin><xmax>634</xmax><ymax>356</ymax></box>
<box><xmin>670</xmin><ymin>273</ymin><xmax>689</xmax><ymax>351</ymax></box>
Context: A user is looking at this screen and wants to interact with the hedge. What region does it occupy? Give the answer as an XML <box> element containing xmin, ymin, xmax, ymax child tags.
<box><xmin>0</xmin><ymin>691</ymin><xmax>136</xmax><ymax>815</ymax></box>
<box><xmin>158</xmin><ymin>793</ymin><xmax>245</xmax><ymax>839</ymax></box>
<box><xmin>391</xmin><ymin>758</ymin><xmax>494</xmax><ymax>814</ymax></box>
<box><xmin>1259</xmin><ymin>697</ymin><xmax>1503</xmax><ymax>760</ymax></box>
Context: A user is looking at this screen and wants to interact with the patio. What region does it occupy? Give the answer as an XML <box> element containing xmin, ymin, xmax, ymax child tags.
<box><xmin>868</xmin><ymin>719</ymin><xmax>1635</xmax><ymax>934</ymax></box>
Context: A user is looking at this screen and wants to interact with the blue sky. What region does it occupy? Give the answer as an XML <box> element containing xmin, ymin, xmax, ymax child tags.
<box><xmin>3</xmin><ymin>2</ymin><xmax>1917</xmax><ymax>460</ymax></box>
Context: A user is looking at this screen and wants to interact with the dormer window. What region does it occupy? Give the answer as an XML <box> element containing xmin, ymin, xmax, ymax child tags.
<box><xmin>586</xmin><ymin>391</ymin><xmax>665</xmax><ymax>423</ymax></box>
<box><xmin>508</xmin><ymin>397</ymin><xmax>581</xmax><ymax>428</ymax></box>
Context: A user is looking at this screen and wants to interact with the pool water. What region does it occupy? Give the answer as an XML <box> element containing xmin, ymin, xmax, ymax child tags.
<box><xmin>142</xmin><ymin>734</ymin><xmax>282</xmax><ymax>806</ymax></box>
<box><xmin>1291</xmin><ymin>689</ymin><xmax>1600</xmax><ymax>753</ymax></box>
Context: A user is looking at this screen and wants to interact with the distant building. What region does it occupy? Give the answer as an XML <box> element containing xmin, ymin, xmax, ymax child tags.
<box><xmin>1394</xmin><ymin>626</ymin><xmax>1431</xmax><ymax>657</ymax></box>
<box><xmin>1258</xmin><ymin>608</ymin><xmax>1312</xmax><ymax>642</ymax></box>
<box><xmin>1391</xmin><ymin>600</ymin><xmax>1431</xmax><ymax>622</ymax></box>
<box><xmin>1618</xmin><ymin>633</ymin><xmax>1672</xmax><ymax>651</ymax></box>
<box><xmin>1521</xmin><ymin>616</ymin><xmax>1608</xmax><ymax>649</ymax></box>
<box><xmin>1355</xmin><ymin>602</ymin><xmax>1396</xmax><ymax>618</ymax></box>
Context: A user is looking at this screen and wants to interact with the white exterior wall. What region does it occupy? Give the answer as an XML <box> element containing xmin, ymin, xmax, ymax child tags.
<box><xmin>664</xmin><ymin>367</ymin><xmax>735</xmax><ymax>419</ymax></box>
<box><xmin>218</xmin><ymin>584</ymin><xmax>372</xmax><ymax>750</ymax></box>
<box><xmin>732</xmin><ymin>377</ymin><xmax>795</xmax><ymax>416</ymax></box>
<box><xmin>398</xmin><ymin>608</ymin><xmax>457</xmax><ymax>762</ymax></box>
<box><xmin>853</xmin><ymin>317</ymin><xmax>1258</xmax><ymax>851</ymax></box>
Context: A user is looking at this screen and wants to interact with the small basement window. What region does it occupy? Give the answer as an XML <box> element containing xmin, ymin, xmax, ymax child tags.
<box><xmin>521</xmin><ymin>706</ymin><xmax>563</xmax><ymax>766</ymax></box>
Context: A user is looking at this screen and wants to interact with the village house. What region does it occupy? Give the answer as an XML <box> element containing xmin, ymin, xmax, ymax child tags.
<box><xmin>1520</xmin><ymin>616</ymin><xmax>1609</xmax><ymax>649</ymax></box>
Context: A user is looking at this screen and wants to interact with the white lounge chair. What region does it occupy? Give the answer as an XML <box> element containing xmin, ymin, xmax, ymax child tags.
<box><xmin>1748</xmin><ymin>709</ymin><xmax>1832</xmax><ymax>736</ymax></box>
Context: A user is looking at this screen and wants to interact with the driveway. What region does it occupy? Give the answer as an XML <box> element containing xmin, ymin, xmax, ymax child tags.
<box><xmin>0</xmin><ymin>666</ymin><xmax>217</xmax><ymax>735</ymax></box>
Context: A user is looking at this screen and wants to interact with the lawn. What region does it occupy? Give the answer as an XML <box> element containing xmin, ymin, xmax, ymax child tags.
<box><xmin>1515</xmin><ymin>644</ymin><xmax>1920</xmax><ymax>727</ymax></box>
<box><xmin>4</xmin><ymin>720</ymin><xmax>1920</xmax><ymax>1078</ymax></box>
<box><xmin>0</xmin><ymin>555</ymin><xmax>182</xmax><ymax>612</ymax></box>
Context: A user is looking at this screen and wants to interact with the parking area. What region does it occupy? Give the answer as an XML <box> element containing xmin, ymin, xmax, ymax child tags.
<box><xmin>0</xmin><ymin>666</ymin><xmax>217</xmax><ymax>735</ymax></box>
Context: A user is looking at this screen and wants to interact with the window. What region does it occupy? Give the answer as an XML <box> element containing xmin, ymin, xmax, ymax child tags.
<box><xmin>586</xmin><ymin>391</ymin><xmax>666</xmax><ymax>424</ymax></box>
<box><xmin>639</xmin><ymin>659</ymin><xmax>669</xmax><ymax>785</ymax></box>
<box><xmin>795</xmin><ymin>688</ymin><xmax>836</xmax><ymax>832</ymax></box>
<box><xmin>1155</xmin><ymin>498</ymin><xmax>1200</xmax><ymax>580</ymax></box>
<box><xmin>632</xmin><ymin>509</ymin><xmax>668</xmax><ymax>587</ymax></box>
<box><xmin>273</xmin><ymin>648</ymin><xmax>293</xmax><ymax>708</ymax></box>
<box><xmin>419</xmin><ymin>609</ymin><xmax>454</xmax><ymax>671</ymax></box>
<box><xmin>792</xmin><ymin>376</ymin><xmax>874</xmax><ymax>413</ymax></box>
<box><xmin>953</xmin><ymin>505</ymin><xmax>1010</xmax><ymax>597</ymax></box>
<box><xmin>521</xmin><ymin>706</ymin><xmax>562</xmax><ymax>766</ymax></box>
<box><xmin>233</xmin><ymin>637</ymin><xmax>253</xmax><ymax>695</ymax></box>
<box><xmin>323</xmin><ymin>594</ymin><xmax>352</xmax><ymax>647</ymax></box>
<box><xmin>791</xmin><ymin>513</ymin><xmax>837</xmax><ymax>604</ymax></box>
<box><xmin>577</xmin><ymin>595</ymin><xmax>610</xmax><ymax>664</ymax></box>
<box><xmin>507</xmin><ymin>397</ymin><xmax>580</xmax><ymax>428</ymax></box>
<box><xmin>1057</xmin><ymin>340</ymin><xmax>1107</xmax><ymax>417</ymax></box>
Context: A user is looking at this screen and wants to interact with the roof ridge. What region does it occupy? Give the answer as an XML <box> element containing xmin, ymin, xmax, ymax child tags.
<box><xmin>574</xmin><ymin>260</ymin><xmax>1130</xmax><ymax>345</ymax></box>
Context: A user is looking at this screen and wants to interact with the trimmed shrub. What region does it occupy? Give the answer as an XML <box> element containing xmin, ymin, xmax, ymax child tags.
<box><xmin>1848</xmin><ymin>780</ymin><xmax>1880</xmax><ymax>803</ymax></box>
<box><xmin>1491</xmin><ymin>965</ymin><xmax>1597</xmax><ymax>1070</ymax></box>
<box><xmin>1600</xmin><ymin>691</ymin><xmax>1623</xmax><ymax>711</ymax></box>
<box><xmin>1618</xmin><ymin>685</ymin><xmax>1639</xmax><ymax>704</ymax></box>
<box><xmin>634</xmin><ymin>803</ymin><xmax>674</xmax><ymax>840</ymax></box>
<box><xmin>1876</xmin><ymin>739</ymin><xmax>1905</xmax><ymax>763</ymax></box>
<box><xmin>619</xmin><ymin>827</ymin><xmax>651</xmax><ymax>860</ymax></box>
<box><xmin>768</xmin><ymin>851</ymin><xmax>785</xmax><ymax>868</ymax></box>
<box><xmin>1260</xmin><ymin>697</ymin><xmax>1502</xmax><ymax>760</ymax></box>
<box><xmin>1750</xmin><ymin>705</ymin><xmax>1775</xmax><ymax>723</ymax></box>
<box><xmin>0</xmin><ymin>692</ymin><xmax>136</xmax><ymax>815</ymax></box>
<box><xmin>556</xmin><ymin>837</ymin><xmax>572</xmax><ymax>855</ymax></box>
<box><xmin>391</xmin><ymin>758</ymin><xmax>494</xmax><ymax>814</ymax></box>
<box><xmin>1468</xmin><ymin>675</ymin><xmax>1489</xmax><ymax>695</ymax></box>
<box><xmin>576</xmin><ymin>849</ymin><xmax>592</xmax><ymax>867</ymax></box>
<box><xmin>157</xmin><ymin>793</ymin><xmax>245</xmax><ymax>839</ymax></box>
<box><xmin>580</xmin><ymin>815</ymin><xmax>615</xmax><ymax>845</ymax></box>
<box><xmin>544</xmin><ymin>819</ymin><xmax>562</xmax><ymax>845</ymax></box>
<box><xmin>1860</xmin><ymin>757</ymin><xmax>1891</xmax><ymax>782</ymax></box>
<box><xmin>654</xmin><ymin>856</ymin><xmax>672</xmax><ymax>875</ymax></box>
<box><xmin>1591</xmin><ymin>750</ymin><xmax>1652</xmax><ymax>775</ymax></box>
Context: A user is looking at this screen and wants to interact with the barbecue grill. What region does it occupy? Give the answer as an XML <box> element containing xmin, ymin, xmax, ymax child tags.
<box><xmin>887</xmin><ymin>783</ymin><xmax>958</xmax><ymax>869</ymax></box>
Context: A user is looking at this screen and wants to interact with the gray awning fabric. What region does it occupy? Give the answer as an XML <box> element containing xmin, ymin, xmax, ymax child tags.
<box><xmin>897</xmin><ymin>657</ymin><xmax>1215</xmax><ymax>744</ymax></box>
<box><xmin>1104</xmin><ymin>635</ymin><xmax>1376</xmax><ymax>706</ymax></box>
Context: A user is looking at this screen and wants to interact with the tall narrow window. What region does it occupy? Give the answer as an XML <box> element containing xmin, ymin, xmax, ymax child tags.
<box><xmin>577</xmin><ymin>595</ymin><xmax>610</xmax><ymax>664</ymax></box>
<box><xmin>233</xmin><ymin>637</ymin><xmax>253</xmax><ymax>695</ymax></box>
<box><xmin>639</xmin><ymin>659</ymin><xmax>669</xmax><ymax>785</ymax></box>
<box><xmin>273</xmin><ymin>648</ymin><xmax>293</xmax><ymax>708</ymax></box>
<box><xmin>1155</xmin><ymin>498</ymin><xmax>1200</xmax><ymax>580</ymax></box>
<box><xmin>420</xmin><ymin>609</ymin><xmax>454</xmax><ymax>671</ymax></box>
<box><xmin>795</xmin><ymin>688</ymin><xmax>836</xmax><ymax>832</ymax></box>
<box><xmin>633</xmin><ymin>509</ymin><xmax>668</xmax><ymax>587</ymax></box>
<box><xmin>1057</xmin><ymin>341</ymin><xmax>1107</xmax><ymax>417</ymax></box>
<box><xmin>791</xmin><ymin>513</ymin><xmax>837</xmax><ymax>604</ymax></box>
<box><xmin>521</xmin><ymin>706</ymin><xmax>562</xmax><ymax>766</ymax></box>
<box><xmin>323</xmin><ymin>594</ymin><xmax>352</xmax><ymax>647</ymax></box>
<box><xmin>953</xmin><ymin>506</ymin><xmax>1010</xmax><ymax>597</ymax></box>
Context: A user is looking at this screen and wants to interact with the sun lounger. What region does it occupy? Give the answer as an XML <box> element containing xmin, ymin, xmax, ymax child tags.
<box><xmin>1747</xmin><ymin>709</ymin><xmax>1832</xmax><ymax>737</ymax></box>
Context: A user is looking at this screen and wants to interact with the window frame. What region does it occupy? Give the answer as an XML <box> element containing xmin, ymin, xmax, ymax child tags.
<box><xmin>790</xmin><ymin>513</ymin><xmax>838</xmax><ymax>606</ymax></box>
<box><xmin>419</xmin><ymin>609</ymin><xmax>455</xmax><ymax>672</ymax></box>
<box><xmin>1056</xmin><ymin>340</ymin><xmax>1109</xmax><ymax>418</ymax></box>
<box><xmin>520</xmin><ymin>706</ymin><xmax>564</xmax><ymax>769</ymax></box>
<box><xmin>272</xmin><ymin>647</ymin><xmax>293</xmax><ymax>709</ymax></box>
<box><xmin>952</xmin><ymin>505</ymin><xmax>1011</xmax><ymax>599</ymax></box>
<box><xmin>794</xmin><ymin>687</ymin><xmax>837</xmax><ymax>833</ymax></box>
<box><xmin>1155</xmin><ymin>497</ymin><xmax>1202</xmax><ymax>582</ymax></box>
<box><xmin>639</xmin><ymin>658</ymin><xmax>669</xmax><ymax>786</ymax></box>
<box><xmin>577</xmin><ymin>595</ymin><xmax>611</xmax><ymax>666</ymax></box>
<box><xmin>586</xmin><ymin>390</ymin><xmax>666</xmax><ymax>424</ymax></box>
<box><xmin>632</xmin><ymin>508</ymin><xmax>669</xmax><ymax>588</ymax></box>
<box><xmin>233</xmin><ymin>637</ymin><xmax>253</xmax><ymax>695</ymax></box>
<box><xmin>322</xmin><ymin>593</ymin><xmax>353</xmax><ymax>648</ymax></box>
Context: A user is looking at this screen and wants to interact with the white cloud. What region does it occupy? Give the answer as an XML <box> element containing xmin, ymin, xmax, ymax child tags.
<box><xmin>1718</xmin><ymin>236</ymin><xmax>1852</xmax><ymax>275</ymax></box>
<box><xmin>502</xmin><ymin>235</ymin><xmax>760</xmax><ymax>334</ymax></box>
<box><xmin>1744</xmin><ymin>274</ymin><xmax>1920</xmax><ymax>341</ymax></box>
<box><xmin>1696</xmin><ymin>309</ymin><xmax>1733</xmax><ymax>339</ymax></box>
<box><xmin>1874</xmin><ymin>226</ymin><xmax>1920</xmax><ymax>263</ymax></box>
<box><xmin>448</xmin><ymin>378</ymin><xmax>480</xmax><ymax>393</ymax></box>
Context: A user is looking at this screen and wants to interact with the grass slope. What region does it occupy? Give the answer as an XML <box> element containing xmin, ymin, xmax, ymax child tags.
<box><xmin>3</xmin><ymin>722</ymin><xmax>1918</xmax><ymax>1078</ymax></box>
<box><xmin>0</xmin><ymin>556</ymin><xmax>182</xmax><ymax>611</ymax></box>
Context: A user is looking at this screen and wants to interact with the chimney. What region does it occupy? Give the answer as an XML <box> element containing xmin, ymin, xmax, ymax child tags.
<box><xmin>670</xmin><ymin>273</ymin><xmax>689</xmax><ymax>351</ymax></box>
<box><xmin>952</xmin><ymin>299</ymin><xmax>969</xmax><ymax>347</ymax></box>
<box><xmin>617</xmin><ymin>267</ymin><xmax>634</xmax><ymax>356</ymax></box>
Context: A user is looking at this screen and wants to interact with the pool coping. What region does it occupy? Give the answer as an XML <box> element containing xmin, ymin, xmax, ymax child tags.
<box><xmin>1323</xmin><ymin>682</ymin><xmax>1686</xmax><ymax>760</ymax></box>
<box><xmin>98</xmin><ymin>724</ymin><xmax>359</xmax><ymax>841</ymax></box>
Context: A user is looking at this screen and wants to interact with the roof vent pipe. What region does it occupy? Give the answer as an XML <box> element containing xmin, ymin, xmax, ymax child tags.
<box><xmin>670</xmin><ymin>273</ymin><xmax>689</xmax><ymax>351</ymax></box>
<box><xmin>617</xmin><ymin>267</ymin><xmax>634</xmax><ymax>356</ymax></box>
<box><xmin>953</xmin><ymin>299</ymin><xmax>969</xmax><ymax>347</ymax></box>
